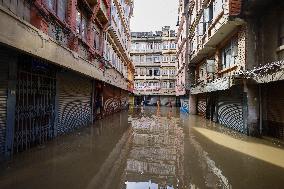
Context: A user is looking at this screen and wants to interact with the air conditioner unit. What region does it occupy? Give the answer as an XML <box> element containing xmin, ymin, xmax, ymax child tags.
<box><xmin>206</xmin><ymin>59</ymin><xmax>215</xmax><ymax>73</ymax></box>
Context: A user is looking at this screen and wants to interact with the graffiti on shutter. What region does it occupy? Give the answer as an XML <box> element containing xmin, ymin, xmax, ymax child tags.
<box><xmin>217</xmin><ymin>97</ymin><xmax>244</xmax><ymax>133</ymax></box>
<box><xmin>103</xmin><ymin>84</ymin><xmax>120</xmax><ymax>116</ymax></box>
<box><xmin>197</xmin><ymin>94</ymin><xmax>206</xmax><ymax>117</ymax></box>
<box><xmin>57</xmin><ymin>72</ymin><xmax>92</xmax><ymax>135</ymax></box>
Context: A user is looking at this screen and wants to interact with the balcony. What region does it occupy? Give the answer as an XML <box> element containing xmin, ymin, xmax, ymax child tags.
<box><xmin>134</xmin><ymin>75</ymin><xmax>160</xmax><ymax>80</ymax></box>
<box><xmin>162</xmin><ymin>48</ymin><xmax>176</xmax><ymax>54</ymax></box>
<box><xmin>161</xmin><ymin>62</ymin><xmax>176</xmax><ymax>67</ymax></box>
<box><xmin>189</xmin><ymin>0</ymin><xmax>244</xmax><ymax>64</ymax></box>
<box><xmin>134</xmin><ymin>62</ymin><xmax>160</xmax><ymax>67</ymax></box>
<box><xmin>131</xmin><ymin>49</ymin><xmax>162</xmax><ymax>54</ymax></box>
<box><xmin>134</xmin><ymin>88</ymin><xmax>175</xmax><ymax>96</ymax></box>
<box><xmin>160</xmin><ymin>75</ymin><xmax>176</xmax><ymax>80</ymax></box>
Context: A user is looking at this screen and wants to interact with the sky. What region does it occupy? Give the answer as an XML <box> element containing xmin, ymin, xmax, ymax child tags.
<box><xmin>130</xmin><ymin>0</ymin><xmax>179</xmax><ymax>32</ymax></box>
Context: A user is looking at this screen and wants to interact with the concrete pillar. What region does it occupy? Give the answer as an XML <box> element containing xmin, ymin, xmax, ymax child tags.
<box><xmin>244</xmin><ymin>82</ymin><xmax>260</xmax><ymax>136</ymax></box>
<box><xmin>189</xmin><ymin>94</ymin><xmax>197</xmax><ymax>115</ymax></box>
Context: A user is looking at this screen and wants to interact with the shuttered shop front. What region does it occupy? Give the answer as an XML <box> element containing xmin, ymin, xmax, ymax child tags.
<box><xmin>57</xmin><ymin>72</ymin><xmax>92</xmax><ymax>135</ymax></box>
<box><xmin>217</xmin><ymin>87</ymin><xmax>245</xmax><ymax>133</ymax></box>
<box><xmin>121</xmin><ymin>90</ymin><xmax>129</xmax><ymax>109</ymax></box>
<box><xmin>103</xmin><ymin>84</ymin><xmax>120</xmax><ymax>116</ymax></box>
<box><xmin>0</xmin><ymin>49</ymin><xmax>9</xmax><ymax>157</ymax></box>
<box><xmin>197</xmin><ymin>94</ymin><xmax>207</xmax><ymax>117</ymax></box>
<box><xmin>264</xmin><ymin>81</ymin><xmax>284</xmax><ymax>139</ymax></box>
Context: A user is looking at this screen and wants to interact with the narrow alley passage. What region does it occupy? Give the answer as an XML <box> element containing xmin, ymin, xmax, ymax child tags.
<box><xmin>0</xmin><ymin>107</ymin><xmax>284</xmax><ymax>189</ymax></box>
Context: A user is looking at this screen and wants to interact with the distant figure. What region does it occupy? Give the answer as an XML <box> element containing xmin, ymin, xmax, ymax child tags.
<box><xmin>169</xmin><ymin>100</ymin><xmax>173</xmax><ymax>108</ymax></box>
<box><xmin>157</xmin><ymin>100</ymin><xmax>160</xmax><ymax>109</ymax></box>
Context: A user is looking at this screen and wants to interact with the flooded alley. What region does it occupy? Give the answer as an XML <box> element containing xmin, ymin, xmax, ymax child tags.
<box><xmin>0</xmin><ymin>107</ymin><xmax>284</xmax><ymax>189</ymax></box>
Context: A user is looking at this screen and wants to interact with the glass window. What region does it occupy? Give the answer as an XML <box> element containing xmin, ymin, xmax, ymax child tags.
<box><xmin>76</xmin><ymin>9</ymin><xmax>88</xmax><ymax>41</ymax></box>
<box><xmin>94</xmin><ymin>28</ymin><xmax>100</xmax><ymax>50</ymax></box>
<box><xmin>221</xmin><ymin>38</ymin><xmax>238</xmax><ymax>69</ymax></box>
<box><xmin>46</xmin><ymin>0</ymin><xmax>66</xmax><ymax>21</ymax></box>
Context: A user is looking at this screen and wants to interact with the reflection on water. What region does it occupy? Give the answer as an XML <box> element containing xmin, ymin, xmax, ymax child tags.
<box><xmin>0</xmin><ymin>107</ymin><xmax>284</xmax><ymax>189</ymax></box>
<box><xmin>124</xmin><ymin>112</ymin><xmax>184</xmax><ymax>189</ymax></box>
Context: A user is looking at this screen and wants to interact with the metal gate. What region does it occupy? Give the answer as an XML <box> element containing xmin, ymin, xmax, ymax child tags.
<box><xmin>57</xmin><ymin>72</ymin><xmax>92</xmax><ymax>135</ymax></box>
<box><xmin>0</xmin><ymin>50</ymin><xmax>9</xmax><ymax>156</ymax></box>
<box><xmin>14</xmin><ymin>57</ymin><xmax>56</xmax><ymax>153</ymax></box>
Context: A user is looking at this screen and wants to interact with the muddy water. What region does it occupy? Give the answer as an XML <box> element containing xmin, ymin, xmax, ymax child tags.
<box><xmin>0</xmin><ymin>107</ymin><xmax>284</xmax><ymax>189</ymax></box>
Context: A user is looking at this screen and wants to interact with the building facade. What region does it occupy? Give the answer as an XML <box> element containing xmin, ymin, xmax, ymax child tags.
<box><xmin>175</xmin><ymin>0</ymin><xmax>192</xmax><ymax>113</ymax></box>
<box><xmin>131</xmin><ymin>26</ymin><xmax>177</xmax><ymax>106</ymax></box>
<box><xmin>180</xmin><ymin>0</ymin><xmax>284</xmax><ymax>139</ymax></box>
<box><xmin>0</xmin><ymin>0</ymin><xmax>133</xmax><ymax>159</ymax></box>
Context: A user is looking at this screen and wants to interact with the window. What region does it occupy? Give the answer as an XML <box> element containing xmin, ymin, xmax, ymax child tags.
<box><xmin>94</xmin><ymin>27</ymin><xmax>100</xmax><ymax>50</ymax></box>
<box><xmin>170</xmin><ymin>43</ymin><xmax>176</xmax><ymax>49</ymax></box>
<box><xmin>169</xmin><ymin>82</ymin><xmax>175</xmax><ymax>88</ymax></box>
<box><xmin>140</xmin><ymin>55</ymin><xmax>145</xmax><ymax>63</ymax></box>
<box><xmin>171</xmin><ymin>56</ymin><xmax>176</xmax><ymax>62</ymax></box>
<box><xmin>154</xmin><ymin>68</ymin><xmax>160</xmax><ymax>76</ymax></box>
<box><xmin>221</xmin><ymin>38</ymin><xmax>238</xmax><ymax>69</ymax></box>
<box><xmin>146</xmin><ymin>56</ymin><xmax>153</xmax><ymax>62</ymax></box>
<box><xmin>140</xmin><ymin>68</ymin><xmax>146</xmax><ymax>75</ymax></box>
<box><xmin>147</xmin><ymin>68</ymin><xmax>153</xmax><ymax>76</ymax></box>
<box><xmin>153</xmin><ymin>55</ymin><xmax>160</xmax><ymax>62</ymax></box>
<box><xmin>161</xmin><ymin>69</ymin><xmax>168</xmax><ymax>75</ymax></box>
<box><xmin>45</xmin><ymin>0</ymin><xmax>67</xmax><ymax>21</ymax></box>
<box><xmin>169</xmin><ymin>69</ymin><xmax>176</xmax><ymax>75</ymax></box>
<box><xmin>76</xmin><ymin>9</ymin><xmax>88</xmax><ymax>40</ymax></box>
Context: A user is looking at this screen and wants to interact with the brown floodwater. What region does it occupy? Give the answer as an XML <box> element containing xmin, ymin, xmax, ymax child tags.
<box><xmin>0</xmin><ymin>107</ymin><xmax>284</xmax><ymax>189</ymax></box>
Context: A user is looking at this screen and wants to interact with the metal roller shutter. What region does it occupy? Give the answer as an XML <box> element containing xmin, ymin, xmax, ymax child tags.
<box><xmin>121</xmin><ymin>90</ymin><xmax>129</xmax><ymax>110</ymax></box>
<box><xmin>103</xmin><ymin>84</ymin><xmax>120</xmax><ymax>116</ymax></box>
<box><xmin>57</xmin><ymin>72</ymin><xmax>92</xmax><ymax>135</ymax></box>
<box><xmin>0</xmin><ymin>50</ymin><xmax>9</xmax><ymax>156</ymax></box>
<box><xmin>265</xmin><ymin>82</ymin><xmax>284</xmax><ymax>139</ymax></box>
<box><xmin>113</xmin><ymin>87</ymin><xmax>121</xmax><ymax>113</ymax></box>
<box><xmin>197</xmin><ymin>94</ymin><xmax>206</xmax><ymax>117</ymax></box>
<box><xmin>217</xmin><ymin>88</ymin><xmax>245</xmax><ymax>133</ymax></box>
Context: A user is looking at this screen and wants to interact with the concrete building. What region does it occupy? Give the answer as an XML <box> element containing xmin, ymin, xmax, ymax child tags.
<box><xmin>0</xmin><ymin>0</ymin><xmax>133</xmax><ymax>159</ymax></box>
<box><xmin>180</xmin><ymin>0</ymin><xmax>284</xmax><ymax>139</ymax></box>
<box><xmin>175</xmin><ymin>0</ymin><xmax>192</xmax><ymax>113</ymax></box>
<box><xmin>131</xmin><ymin>26</ymin><xmax>177</xmax><ymax>106</ymax></box>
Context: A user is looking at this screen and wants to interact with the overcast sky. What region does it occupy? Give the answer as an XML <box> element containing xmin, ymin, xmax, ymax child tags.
<box><xmin>130</xmin><ymin>0</ymin><xmax>178</xmax><ymax>32</ymax></box>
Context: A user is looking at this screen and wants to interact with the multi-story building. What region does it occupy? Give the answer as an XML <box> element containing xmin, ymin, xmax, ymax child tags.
<box><xmin>0</xmin><ymin>0</ymin><xmax>133</xmax><ymax>159</ymax></box>
<box><xmin>131</xmin><ymin>26</ymin><xmax>177</xmax><ymax>106</ymax></box>
<box><xmin>175</xmin><ymin>0</ymin><xmax>192</xmax><ymax>113</ymax></box>
<box><xmin>181</xmin><ymin>0</ymin><xmax>284</xmax><ymax>139</ymax></box>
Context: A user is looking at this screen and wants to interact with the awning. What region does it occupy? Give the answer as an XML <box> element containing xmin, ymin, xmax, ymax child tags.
<box><xmin>237</xmin><ymin>60</ymin><xmax>284</xmax><ymax>84</ymax></box>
